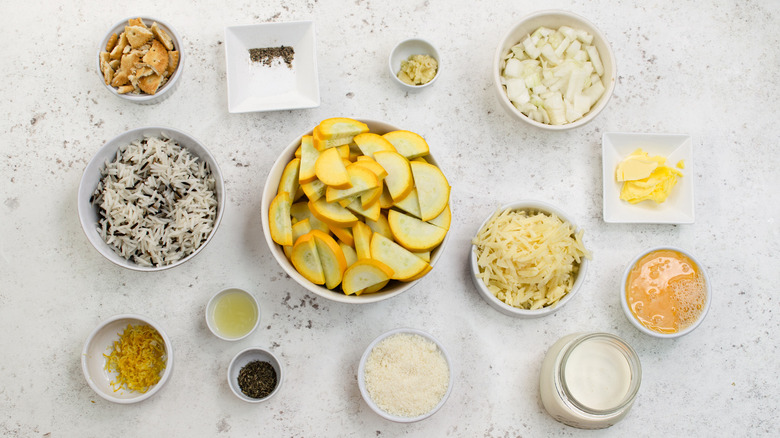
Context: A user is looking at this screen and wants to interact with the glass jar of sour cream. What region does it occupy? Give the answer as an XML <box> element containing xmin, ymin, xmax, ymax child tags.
<box><xmin>539</xmin><ymin>332</ymin><xmax>641</xmax><ymax>429</ymax></box>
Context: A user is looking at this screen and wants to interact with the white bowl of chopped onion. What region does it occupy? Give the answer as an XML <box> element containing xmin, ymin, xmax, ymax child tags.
<box><xmin>81</xmin><ymin>314</ymin><xmax>173</xmax><ymax>404</ymax></box>
<box><xmin>470</xmin><ymin>200</ymin><xmax>591</xmax><ymax>318</ymax></box>
<box><xmin>78</xmin><ymin>126</ymin><xmax>225</xmax><ymax>271</ymax></box>
<box><xmin>493</xmin><ymin>10</ymin><xmax>616</xmax><ymax>129</ymax></box>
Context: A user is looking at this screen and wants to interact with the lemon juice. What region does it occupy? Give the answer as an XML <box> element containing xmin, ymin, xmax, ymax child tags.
<box><xmin>211</xmin><ymin>289</ymin><xmax>258</xmax><ymax>339</ymax></box>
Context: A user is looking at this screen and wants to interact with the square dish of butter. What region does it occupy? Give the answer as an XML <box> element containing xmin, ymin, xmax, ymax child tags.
<box><xmin>602</xmin><ymin>132</ymin><xmax>694</xmax><ymax>224</ymax></box>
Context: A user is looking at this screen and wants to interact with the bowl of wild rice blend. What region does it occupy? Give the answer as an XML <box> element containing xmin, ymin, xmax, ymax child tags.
<box><xmin>78</xmin><ymin>126</ymin><xmax>224</xmax><ymax>271</ymax></box>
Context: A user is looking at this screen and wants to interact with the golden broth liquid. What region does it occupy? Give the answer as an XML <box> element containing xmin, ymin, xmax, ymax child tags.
<box><xmin>212</xmin><ymin>291</ymin><xmax>258</xmax><ymax>338</ymax></box>
<box><xmin>625</xmin><ymin>249</ymin><xmax>706</xmax><ymax>334</ymax></box>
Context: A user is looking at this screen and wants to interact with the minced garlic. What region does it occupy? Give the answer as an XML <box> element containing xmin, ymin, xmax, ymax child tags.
<box><xmin>104</xmin><ymin>324</ymin><xmax>167</xmax><ymax>393</ymax></box>
<box><xmin>397</xmin><ymin>54</ymin><xmax>438</xmax><ymax>86</ymax></box>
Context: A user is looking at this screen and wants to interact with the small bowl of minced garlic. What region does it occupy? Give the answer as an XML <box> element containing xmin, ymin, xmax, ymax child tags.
<box><xmin>389</xmin><ymin>38</ymin><xmax>440</xmax><ymax>91</ymax></box>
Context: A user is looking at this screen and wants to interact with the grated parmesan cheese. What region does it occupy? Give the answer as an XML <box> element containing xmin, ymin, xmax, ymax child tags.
<box><xmin>364</xmin><ymin>333</ymin><xmax>449</xmax><ymax>417</ymax></box>
<box><xmin>472</xmin><ymin>208</ymin><xmax>591</xmax><ymax>310</ymax></box>
<box><xmin>104</xmin><ymin>324</ymin><xmax>167</xmax><ymax>393</ymax></box>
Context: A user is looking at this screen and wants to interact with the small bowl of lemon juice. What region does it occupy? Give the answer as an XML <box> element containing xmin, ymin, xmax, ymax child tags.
<box><xmin>206</xmin><ymin>288</ymin><xmax>260</xmax><ymax>341</ymax></box>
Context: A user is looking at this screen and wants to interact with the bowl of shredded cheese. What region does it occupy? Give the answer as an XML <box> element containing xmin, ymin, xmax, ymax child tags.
<box><xmin>357</xmin><ymin>328</ymin><xmax>453</xmax><ymax>422</ymax></box>
<box><xmin>81</xmin><ymin>314</ymin><xmax>173</xmax><ymax>403</ymax></box>
<box><xmin>470</xmin><ymin>200</ymin><xmax>591</xmax><ymax>318</ymax></box>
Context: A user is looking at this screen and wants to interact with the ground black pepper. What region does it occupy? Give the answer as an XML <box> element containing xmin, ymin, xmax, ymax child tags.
<box><xmin>237</xmin><ymin>360</ymin><xmax>277</xmax><ymax>399</ymax></box>
<box><xmin>248</xmin><ymin>46</ymin><xmax>295</xmax><ymax>68</ymax></box>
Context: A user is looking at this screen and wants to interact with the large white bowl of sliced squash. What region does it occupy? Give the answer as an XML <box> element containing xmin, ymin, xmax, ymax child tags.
<box><xmin>262</xmin><ymin>118</ymin><xmax>452</xmax><ymax>303</ymax></box>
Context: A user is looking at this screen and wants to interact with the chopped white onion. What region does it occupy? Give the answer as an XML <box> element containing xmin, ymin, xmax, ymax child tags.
<box><xmin>502</xmin><ymin>25</ymin><xmax>606</xmax><ymax>125</ymax></box>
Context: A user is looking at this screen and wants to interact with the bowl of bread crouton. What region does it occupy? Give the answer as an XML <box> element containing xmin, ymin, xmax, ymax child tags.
<box><xmin>97</xmin><ymin>17</ymin><xmax>184</xmax><ymax>104</ymax></box>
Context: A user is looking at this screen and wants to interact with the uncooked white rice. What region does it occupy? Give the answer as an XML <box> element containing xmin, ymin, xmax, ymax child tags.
<box><xmin>91</xmin><ymin>135</ymin><xmax>218</xmax><ymax>267</ymax></box>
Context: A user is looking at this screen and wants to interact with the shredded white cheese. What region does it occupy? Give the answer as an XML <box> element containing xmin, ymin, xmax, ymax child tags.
<box><xmin>364</xmin><ymin>333</ymin><xmax>449</xmax><ymax>417</ymax></box>
<box><xmin>472</xmin><ymin>208</ymin><xmax>590</xmax><ymax>310</ymax></box>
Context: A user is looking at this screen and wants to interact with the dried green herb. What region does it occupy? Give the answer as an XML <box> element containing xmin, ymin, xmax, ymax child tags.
<box><xmin>248</xmin><ymin>46</ymin><xmax>295</xmax><ymax>68</ymax></box>
<box><xmin>238</xmin><ymin>360</ymin><xmax>277</xmax><ymax>399</ymax></box>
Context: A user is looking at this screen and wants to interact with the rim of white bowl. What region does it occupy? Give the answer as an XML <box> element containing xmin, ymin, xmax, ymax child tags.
<box><xmin>77</xmin><ymin>126</ymin><xmax>225</xmax><ymax>272</ymax></box>
<box><xmin>492</xmin><ymin>9</ymin><xmax>616</xmax><ymax>130</ymax></box>
<box><xmin>227</xmin><ymin>347</ymin><xmax>284</xmax><ymax>403</ymax></box>
<box><xmin>620</xmin><ymin>246</ymin><xmax>712</xmax><ymax>338</ymax></box>
<box><xmin>357</xmin><ymin>328</ymin><xmax>454</xmax><ymax>422</ymax></box>
<box><xmin>470</xmin><ymin>200</ymin><xmax>589</xmax><ymax>318</ymax></box>
<box><xmin>96</xmin><ymin>16</ymin><xmax>185</xmax><ymax>104</ymax></box>
<box><xmin>81</xmin><ymin>313</ymin><xmax>173</xmax><ymax>404</ymax></box>
<box><xmin>205</xmin><ymin>287</ymin><xmax>261</xmax><ymax>341</ymax></box>
<box><xmin>260</xmin><ymin>118</ymin><xmax>451</xmax><ymax>304</ymax></box>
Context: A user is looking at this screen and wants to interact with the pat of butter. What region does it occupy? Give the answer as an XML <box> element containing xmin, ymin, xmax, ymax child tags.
<box><xmin>616</xmin><ymin>148</ymin><xmax>683</xmax><ymax>204</ymax></box>
<box><xmin>615</xmin><ymin>149</ymin><xmax>660</xmax><ymax>181</ymax></box>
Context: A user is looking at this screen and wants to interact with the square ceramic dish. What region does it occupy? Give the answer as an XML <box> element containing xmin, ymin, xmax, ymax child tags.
<box><xmin>602</xmin><ymin>132</ymin><xmax>694</xmax><ymax>224</ymax></box>
<box><xmin>224</xmin><ymin>21</ymin><xmax>319</xmax><ymax>113</ymax></box>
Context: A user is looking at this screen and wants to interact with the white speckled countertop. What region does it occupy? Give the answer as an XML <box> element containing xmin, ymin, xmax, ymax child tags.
<box><xmin>1</xmin><ymin>0</ymin><xmax>778</xmax><ymax>436</ymax></box>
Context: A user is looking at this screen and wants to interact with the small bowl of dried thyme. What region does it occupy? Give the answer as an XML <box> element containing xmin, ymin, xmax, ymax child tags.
<box><xmin>227</xmin><ymin>347</ymin><xmax>283</xmax><ymax>403</ymax></box>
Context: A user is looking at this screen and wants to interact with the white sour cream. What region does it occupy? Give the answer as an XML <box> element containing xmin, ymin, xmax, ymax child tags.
<box><xmin>539</xmin><ymin>332</ymin><xmax>641</xmax><ymax>429</ymax></box>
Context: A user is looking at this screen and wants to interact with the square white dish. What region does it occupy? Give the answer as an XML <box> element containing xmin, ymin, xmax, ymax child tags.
<box><xmin>224</xmin><ymin>21</ymin><xmax>320</xmax><ymax>113</ymax></box>
<box><xmin>602</xmin><ymin>132</ymin><xmax>694</xmax><ymax>224</ymax></box>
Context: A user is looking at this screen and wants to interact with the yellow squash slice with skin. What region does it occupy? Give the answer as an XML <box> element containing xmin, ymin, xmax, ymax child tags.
<box><xmin>277</xmin><ymin>157</ymin><xmax>300</xmax><ymax>197</ymax></box>
<box><xmin>291</xmin><ymin>218</ymin><xmax>313</xmax><ymax>244</ymax></box>
<box><xmin>378</xmin><ymin>186</ymin><xmax>395</xmax><ymax>209</ymax></box>
<box><xmin>336</xmin><ymin>144</ymin><xmax>350</xmax><ymax>159</ymax></box>
<box><xmin>300</xmin><ymin>178</ymin><xmax>327</xmax><ymax>202</ymax></box>
<box><xmin>365</xmin><ymin>213</ymin><xmax>393</xmax><ymax>239</ymax></box>
<box><xmin>387</xmin><ymin>209</ymin><xmax>447</xmax><ymax>252</ymax></box>
<box><xmin>310</xmin><ymin>230</ymin><xmax>347</xmax><ymax>290</ymax></box>
<box><xmin>354</xmin><ymin>133</ymin><xmax>397</xmax><ymax>158</ymax></box>
<box><xmin>346</xmin><ymin>196</ymin><xmax>381</xmax><ymax>222</ymax></box>
<box><xmin>308</xmin><ymin>198</ymin><xmax>360</xmax><ymax>228</ymax></box>
<box><xmin>328</xmin><ymin>223</ymin><xmax>354</xmax><ymax>246</ymax></box>
<box><xmin>410</xmin><ymin>160</ymin><xmax>450</xmax><ymax>221</ymax></box>
<box><xmin>393</xmin><ymin>187</ymin><xmax>421</xmax><ymax>218</ymax></box>
<box><xmin>290</xmin><ymin>232</ymin><xmax>325</xmax><ymax>285</ymax></box>
<box><xmin>315</xmin><ymin>147</ymin><xmax>351</xmax><ymax>189</ymax></box>
<box><xmin>373</xmin><ymin>150</ymin><xmax>413</xmax><ymax>201</ymax></box>
<box><xmin>290</xmin><ymin>202</ymin><xmax>330</xmax><ymax>234</ymax></box>
<box><xmin>369</xmin><ymin>233</ymin><xmax>430</xmax><ymax>281</ymax></box>
<box><xmin>354</xmin><ymin>156</ymin><xmax>388</xmax><ymax>179</ymax></box>
<box><xmin>325</xmin><ymin>164</ymin><xmax>379</xmax><ymax>203</ymax></box>
<box><xmin>412</xmin><ymin>251</ymin><xmax>431</xmax><ymax>262</ymax></box>
<box><xmin>361</xmin><ymin>280</ymin><xmax>390</xmax><ymax>294</ymax></box>
<box><xmin>382</xmin><ymin>130</ymin><xmax>430</xmax><ymax>160</ymax></box>
<box><xmin>352</xmin><ymin>221</ymin><xmax>372</xmax><ymax>260</ymax></box>
<box><xmin>317</xmin><ymin>118</ymin><xmax>369</xmax><ymax>138</ymax></box>
<box><xmin>404</xmin><ymin>263</ymin><xmax>432</xmax><ymax>282</ymax></box>
<box><xmin>339</xmin><ymin>241</ymin><xmax>358</xmax><ymax>268</ymax></box>
<box><xmin>342</xmin><ymin>259</ymin><xmax>394</xmax><ymax>296</ymax></box>
<box><xmin>269</xmin><ymin>192</ymin><xmax>293</xmax><ymax>246</ymax></box>
<box><xmin>427</xmin><ymin>204</ymin><xmax>451</xmax><ymax>230</ymax></box>
<box><xmin>298</xmin><ymin>135</ymin><xmax>320</xmax><ymax>184</ymax></box>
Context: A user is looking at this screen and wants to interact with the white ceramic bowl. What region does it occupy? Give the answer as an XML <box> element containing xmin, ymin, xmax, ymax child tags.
<box><xmin>206</xmin><ymin>287</ymin><xmax>261</xmax><ymax>341</ymax></box>
<box><xmin>260</xmin><ymin>119</ymin><xmax>451</xmax><ymax>304</ymax></box>
<box><xmin>97</xmin><ymin>16</ymin><xmax>185</xmax><ymax>104</ymax></box>
<box><xmin>227</xmin><ymin>347</ymin><xmax>284</xmax><ymax>403</ymax></box>
<box><xmin>389</xmin><ymin>38</ymin><xmax>441</xmax><ymax>91</ymax></box>
<box><xmin>81</xmin><ymin>314</ymin><xmax>173</xmax><ymax>404</ymax></box>
<box><xmin>493</xmin><ymin>10</ymin><xmax>616</xmax><ymax>130</ymax></box>
<box><xmin>470</xmin><ymin>200</ymin><xmax>590</xmax><ymax>318</ymax></box>
<box><xmin>621</xmin><ymin>246</ymin><xmax>711</xmax><ymax>338</ymax></box>
<box><xmin>224</xmin><ymin>21</ymin><xmax>320</xmax><ymax>113</ymax></box>
<box><xmin>357</xmin><ymin>328</ymin><xmax>453</xmax><ymax>422</ymax></box>
<box><xmin>78</xmin><ymin>126</ymin><xmax>225</xmax><ymax>271</ymax></box>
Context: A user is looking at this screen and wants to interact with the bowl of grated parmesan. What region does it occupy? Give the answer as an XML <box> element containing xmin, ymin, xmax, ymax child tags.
<box><xmin>357</xmin><ymin>328</ymin><xmax>453</xmax><ymax>422</ymax></box>
<box><xmin>470</xmin><ymin>200</ymin><xmax>591</xmax><ymax>318</ymax></box>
